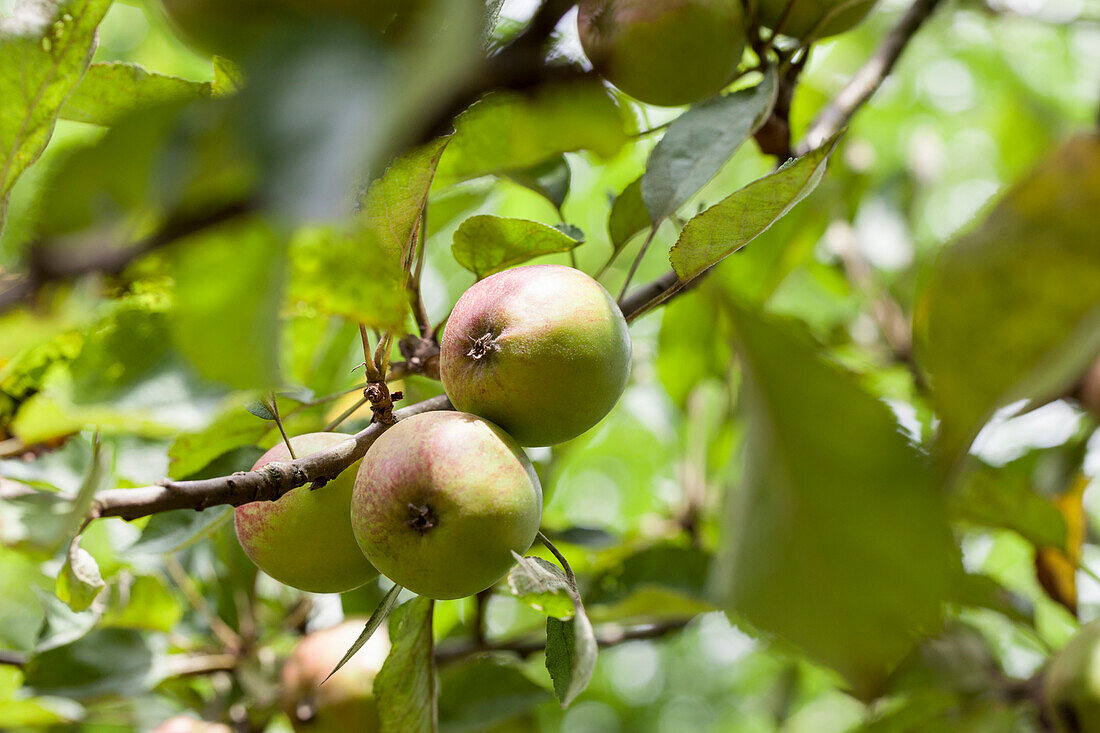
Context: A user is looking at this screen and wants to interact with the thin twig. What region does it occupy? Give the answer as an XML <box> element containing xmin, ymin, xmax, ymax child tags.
<box><xmin>165</xmin><ymin>556</ymin><xmax>244</xmax><ymax>653</ymax></box>
<box><xmin>89</xmin><ymin>395</ymin><xmax>452</xmax><ymax>522</ymax></box>
<box><xmin>268</xmin><ymin>395</ymin><xmax>296</xmax><ymax>460</ymax></box>
<box><xmin>617</xmin><ymin>228</ymin><xmax>658</xmax><ymax>304</ymax></box>
<box><xmin>798</xmin><ymin>0</ymin><xmax>945</xmax><ymax>153</ymax></box>
<box><xmin>538</xmin><ymin>531</ymin><xmax>576</xmax><ymax>585</ymax></box>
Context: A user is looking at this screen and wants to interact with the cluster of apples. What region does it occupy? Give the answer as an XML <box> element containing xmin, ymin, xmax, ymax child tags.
<box><xmin>234</xmin><ymin>265</ymin><xmax>630</xmax><ymax>604</ymax></box>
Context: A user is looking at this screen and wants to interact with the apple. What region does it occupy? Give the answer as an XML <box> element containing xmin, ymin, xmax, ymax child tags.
<box><xmin>1044</xmin><ymin>619</ymin><xmax>1100</xmax><ymax>732</ymax></box>
<box><xmin>440</xmin><ymin>264</ymin><xmax>631</xmax><ymax>447</ymax></box>
<box><xmin>577</xmin><ymin>0</ymin><xmax>746</xmax><ymax>107</ymax></box>
<box><xmin>281</xmin><ymin>619</ymin><xmax>390</xmax><ymax>733</ymax></box>
<box><xmin>754</xmin><ymin>0</ymin><xmax>877</xmax><ymax>40</ymax></box>
<box><xmin>150</xmin><ymin>717</ymin><xmax>231</xmax><ymax>733</ymax></box>
<box><xmin>235</xmin><ymin>433</ymin><xmax>378</xmax><ymax>594</ymax></box>
<box><xmin>351</xmin><ymin>411</ymin><xmax>542</xmax><ymax>600</ymax></box>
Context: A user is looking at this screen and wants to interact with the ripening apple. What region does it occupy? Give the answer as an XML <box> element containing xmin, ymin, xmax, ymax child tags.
<box><xmin>281</xmin><ymin>619</ymin><xmax>390</xmax><ymax>733</ymax></box>
<box><xmin>235</xmin><ymin>433</ymin><xmax>378</xmax><ymax>594</ymax></box>
<box><xmin>150</xmin><ymin>717</ymin><xmax>231</xmax><ymax>733</ymax></box>
<box><xmin>440</xmin><ymin>264</ymin><xmax>631</xmax><ymax>447</ymax></box>
<box><xmin>351</xmin><ymin>411</ymin><xmax>542</xmax><ymax>600</ymax></box>
<box><xmin>1045</xmin><ymin>619</ymin><xmax>1100</xmax><ymax>732</ymax></box>
<box><xmin>754</xmin><ymin>0</ymin><xmax>877</xmax><ymax>40</ymax></box>
<box><xmin>577</xmin><ymin>0</ymin><xmax>746</xmax><ymax>107</ymax></box>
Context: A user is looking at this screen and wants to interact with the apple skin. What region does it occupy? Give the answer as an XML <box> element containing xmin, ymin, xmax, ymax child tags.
<box><xmin>351</xmin><ymin>411</ymin><xmax>542</xmax><ymax>600</ymax></box>
<box><xmin>235</xmin><ymin>433</ymin><xmax>378</xmax><ymax>594</ymax></box>
<box><xmin>755</xmin><ymin>0</ymin><xmax>877</xmax><ymax>39</ymax></box>
<box><xmin>150</xmin><ymin>717</ymin><xmax>232</xmax><ymax>733</ymax></box>
<box><xmin>1045</xmin><ymin>620</ymin><xmax>1100</xmax><ymax>733</ymax></box>
<box><xmin>578</xmin><ymin>0</ymin><xmax>746</xmax><ymax>107</ymax></box>
<box><xmin>440</xmin><ymin>265</ymin><xmax>631</xmax><ymax>447</ymax></box>
<box><xmin>281</xmin><ymin>620</ymin><xmax>390</xmax><ymax>733</ymax></box>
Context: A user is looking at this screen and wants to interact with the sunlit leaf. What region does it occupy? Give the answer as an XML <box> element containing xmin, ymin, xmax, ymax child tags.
<box><xmin>0</xmin><ymin>0</ymin><xmax>111</xmax><ymax>228</ymax></box>
<box><xmin>507</xmin><ymin>554</ymin><xmax>575</xmax><ymax>621</ymax></box>
<box><xmin>59</xmin><ymin>62</ymin><xmax>211</xmax><ymax>126</ymax></box>
<box><xmin>55</xmin><ymin>545</ymin><xmax>103</xmax><ymax>614</ymax></box>
<box><xmin>504</xmin><ymin>155</ymin><xmax>571</xmax><ymax>210</ymax></box>
<box><xmin>452</xmin><ymin>215</ymin><xmax>582</xmax><ymax>279</ymax></box>
<box><xmin>435</xmin><ymin>81</ymin><xmax>627</xmax><ymax>185</ymax></box>
<box><xmin>439</xmin><ymin>656</ymin><xmax>551</xmax><ymax>732</ymax></box>
<box><xmin>669</xmin><ymin>133</ymin><xmax>841</xmax><ymax>281</ymax></box>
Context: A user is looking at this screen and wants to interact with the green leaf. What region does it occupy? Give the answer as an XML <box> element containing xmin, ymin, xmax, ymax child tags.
<box><xmin>323</xmin><ymin>583</ymin><xmax>402</xmax><ymax>683</ymax></box>
<box><xmin>585</xmin><ymin>543</ymin><xmax>712</xmax><ymax>608</ymax></box>
<box><xmin>55</xmin><ymin>545</ymin><xmax>103</xmax><ymax>613</ymax></box>
<box><xmin>951</xmin><ymin>457</ymin><xmax>1067</xmax><ymax>549</ymax></box>
<box><xmin>168</xmin><ymin>403</ymin><xmax>271</xmax><ymax>479</ymax></box>
<box><xmin>504</xmin><ymin>155</ymin><xmax>572</xmax><ymax>210</ymax></box>
<box><xmin>100</xmin><ymin>576</ymin><xmax>182</xmax><ymax>633</ymax></box>
<box><xmin>545</xmin><ymin>609</ymin><xmax>597</xmax><ymax>708</ymax></box>
<box><xmin>128</xmin><ymin>507</ymin><xmax>231</xmax><ymax>556</ymax></box>
<box><xmin>712</xmin><ymin>301</ymin><xmax>961</xmax><ymax>697</ymax></box>
<box><xmin>171</xmin><ymin>218</ymin><xmax>287</xmax><ymax>390</ymax></box>
<box><xmin>288</xmin><ymin>224</ymin><xmax>409</xmax><ymax>331</ymax></box>
<box><xmin>642</xmin><ymin>68</ymin><xmax>778</xmax><ymax>224</ymax></box>
<box><xmin>0</xmin><ymin>546</ymin><xmax>50</xmax><ymax>651</ymax></box>
<box><xmin>359</xmin><ymin>138</ymin><xmax>449</xmax><ymax>264</ymax></box>
<box><xmin>0</xmin><ymin>0</ymin><xmax>111</xmax><ymax>228</ymax></box>
<box><xmin>23</xmin><ymin>628</ymin><xmax>156</xmax><ymax>699</ymax></box>
<box><xmin>608</xmin><ymin>176</ymin><xmax>648</xmax><ymax>257</ymax></box>
<box><xmin>59</xmin><ymin>62</ymin><xmax>211</xmax><ymax>126</ymax></box>
<box><xmin>451</xmin><ymin>215</ymin><xmax>582</xmax><ymax>279</ymax></box>
<box><xmin>438</xmin><ymin>656</ymin><xmax>551</xmax><ymax>732</ymax></box>
<box><xmin>211</xmin><ymin>56</ymin><xmax>243</xmax><ymax>96</ymax></box>
<box><xmin>669</xmin><ymin>133</ymin><xmax>841</xmax><ymax>281</ymax></box>
<box><xmin>435</xmin><ymin>81</ymin><xmax>627</xmax><ymax>186</ymax></box>
<box><xmin>507</xmin><ymin>554</ymin><xmax>576</xmax><ymax>621</ymax></box>
<box><xmin>375</xmin><ymin>596</ymin><xmax>436</xmax><ymax>733</ymax></box>
<box><xmin>922</xmin><ymin>135</ymin><xmax>1100</xmax><ymax>465</ymax></box>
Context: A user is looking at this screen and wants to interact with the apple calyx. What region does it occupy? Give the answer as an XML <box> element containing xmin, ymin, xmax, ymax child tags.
<box><xmin>406</xmin><ymin>503</ymin><xmax>438</xmax><ymax>535</ymax></box>
<box><xmin>466</xmin><ymin>332</ymin><xmax>500</xmax><ymax>360</ymax></box>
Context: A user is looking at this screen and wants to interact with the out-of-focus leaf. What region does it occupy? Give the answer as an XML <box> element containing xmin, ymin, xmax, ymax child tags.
<box><xmin>950</xmin><ymin>458</ymin><xmax>1066</xmax><ymax>549</ymax></box>
<box><xmin>955</xmin><ymin>573</ymin><xmax>1034</xmax><ymax>627</ymax></box>
<box><xmin>55</xmin><ymin>545</ymin><xmax>103</xmax><ymax>613</ymax></box>
<box><xmin>375</xmin><ymin>596</ymin><xmax>436</xmax><ymax>733</ymax></box>
<box><xmin>505</xmin><ymin>155</ymin><xmax>571</xmax><ymax>210</ymax></box>
<box><xmin>167</xmin><ymin>403</ymin><xmax>273</xmax><ymax>479</ymax></box>
<box><xmin>669</xmin><ymin>134</ymin><xmax>841</xmax><ymax>281</ymax></box>
<box><xmin>585</xmin><ymin>543</ymin><xmax>712</xmax><ymax>609</ymax></box>
<box><xmin>0</xmin><ymin>436</ymin><xmax>91</xmax><ymax>493</ymax></box>
<box><xmin>23</xmin><ymin>628</ymin><xmax>157</xmax><ymax>699</ymax></box>
<box><xmin>712</xmin><ymin>301</ymin><xmax>961</xmax><ymax>697</ymax></box>
<box><xmin>33</xmin><ymin>590</ymin><xmax>97</xmax><ymax>653</ymax></box>
<box><xmin>324</xmin><ymin>583</ymin><xmax>401</xmax><ymax>683</ymax></box>
<box><xmin>288</xmin><ymin>224</ymin><xmax>408</xmax><ymax>331</ymax></box>
<box><xmin>642</xmin><ymin>68</ymin><xmax>777</xmax><ymax>224</ymax></box>
<box><xmin>211</xmin><ymin>56</ymin><xmax>244</xmax><ymax>96</ymax></box>
<box><xmin>171</xmin><ymin>218</ymin><xmax>286</xmax><ymax>390</ymax></box>
<box><xmin>1035</xmin><ymin>472</ymin><xmax>1087</xmax><ymax>616</ymax></box>
<box><xmin>439</xmin><ymin>656</ymin><xmax>550</xmax><ymax>733</ymax></box>
<box><xmin>0</xmin><ymin>696</ymin><xmax>84</xmax><ymax>728</ymax></box>
<box><xmin>451</xmin><ymin>215</ymin><xmax>582</xmax><ymax>279</ymax></box>
<box><xmin>101</xmin><ymin>575</ymin><xmax>182</xmax><ymax>633</ymax></box>
<box><xmin>0</xmin><ymin>0</ymin><xmax>111</xmax><ymax>228</ymax></box>
<box><xmin>11</xmin><ymin>296</ymin><xmax>230</xmax><ymax>442</ymax></box>
<box><xmin>922</xmin><ymin>135</ymin><xmax>1100</xmax><ymax>465</ymax></box>
<box><xmin>360</xmin><ymin>139</ymin><xmax>449</xmax><ymax>264</ymax></box>
<box><xmin>608</xmin><ymin>176</ymin><xmax>648</xmax><ymax>258</ymax></box>
<box><xmin>436</xmin><ymin>81</ymin><xmax>627</xmax><ymax>185</ymax></box>
<box><xmin>507</xmin><ymin>554</ymin><xmax>575</xmax><ymax>621</ymax></box>
<box><xmin>59</xmin><ymin>62</ymin><xmax>211</xmax><ymax>126</ymax></box>
<box><xmin>0</xmin><ymin>547</ymin><xmax>49</xmax><ymax>651</ymax></box>
<box><xmin>656</xmin><ymin>288</ymin><xmax>730</xmax><ymax>407</ymax></box>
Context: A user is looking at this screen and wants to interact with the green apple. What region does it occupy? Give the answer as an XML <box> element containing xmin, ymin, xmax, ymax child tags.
<box><xmin>351</xmin><ymin>411</ymin><xmax>542</xmax><ymax>600</ymax></box>
<box><xmin>235</xmin><ymin>433</ymin><xmax>378</xmax><ymax>594</ymax></box>
<box><xmin>281</xmin><ymin>620</ymin><xmax>390</xmax><ymax>733</ymax></box>
<box><xmin>755</xmin><ymin>0</ymin><xmax>877</xmax><ymax>40</ymax></box>
<box><xmin>1045</xmin><ymin>619</ymin><xmax>1100</xmax><ymax>732</ymax></box>
<box><xmin>440</xmin><ymin>264</ymin><xmax>631</xmax><ymax>447</ymax></box>
<box><xmin>578</xmin><ymin>0</ymin><xmax>746</xmax><ymax>107</ymax></box>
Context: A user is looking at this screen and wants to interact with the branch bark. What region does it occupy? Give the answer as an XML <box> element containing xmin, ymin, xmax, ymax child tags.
<box><xmin>797</xmin><ymin>0</ymin><xmax>945</xmax><ymax>154</ymax></box>
<box><xmin>90</xmin><ymin>395</ymin><xmax>452</xmax><ymax>522</ymax></box>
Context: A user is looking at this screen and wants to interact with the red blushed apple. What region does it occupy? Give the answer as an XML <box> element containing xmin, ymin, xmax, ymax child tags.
<box><xmin>235</xmin><ymin>433</ymin><xmax>377</xmax><ymax>594</ymax></box>
<box><xmin>351</xmin><ymin>411</ymin><xmax>542</xmax><ymax>600</ymax></box>
<box><xmin>440</xmin><ymin>264</ymin><xmax>631</xmax><ymax>447</ymax></box>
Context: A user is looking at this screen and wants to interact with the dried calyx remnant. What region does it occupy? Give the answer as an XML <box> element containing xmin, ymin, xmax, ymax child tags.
<box><xmin>466</xmin><ymin>331</ymin><xmax>499</xmax><ymax>360</ymax></box>
<box><xmin>407</xmin><ymin>503</ymin><xmax>437</xmax><ymax>535</ymax></box>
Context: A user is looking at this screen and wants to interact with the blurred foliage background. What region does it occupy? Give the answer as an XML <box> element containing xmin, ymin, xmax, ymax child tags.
<box><xmin>1</xmin><ymin>0</ymin><xmax>1099</xmax><ymax>730</ymax></box>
